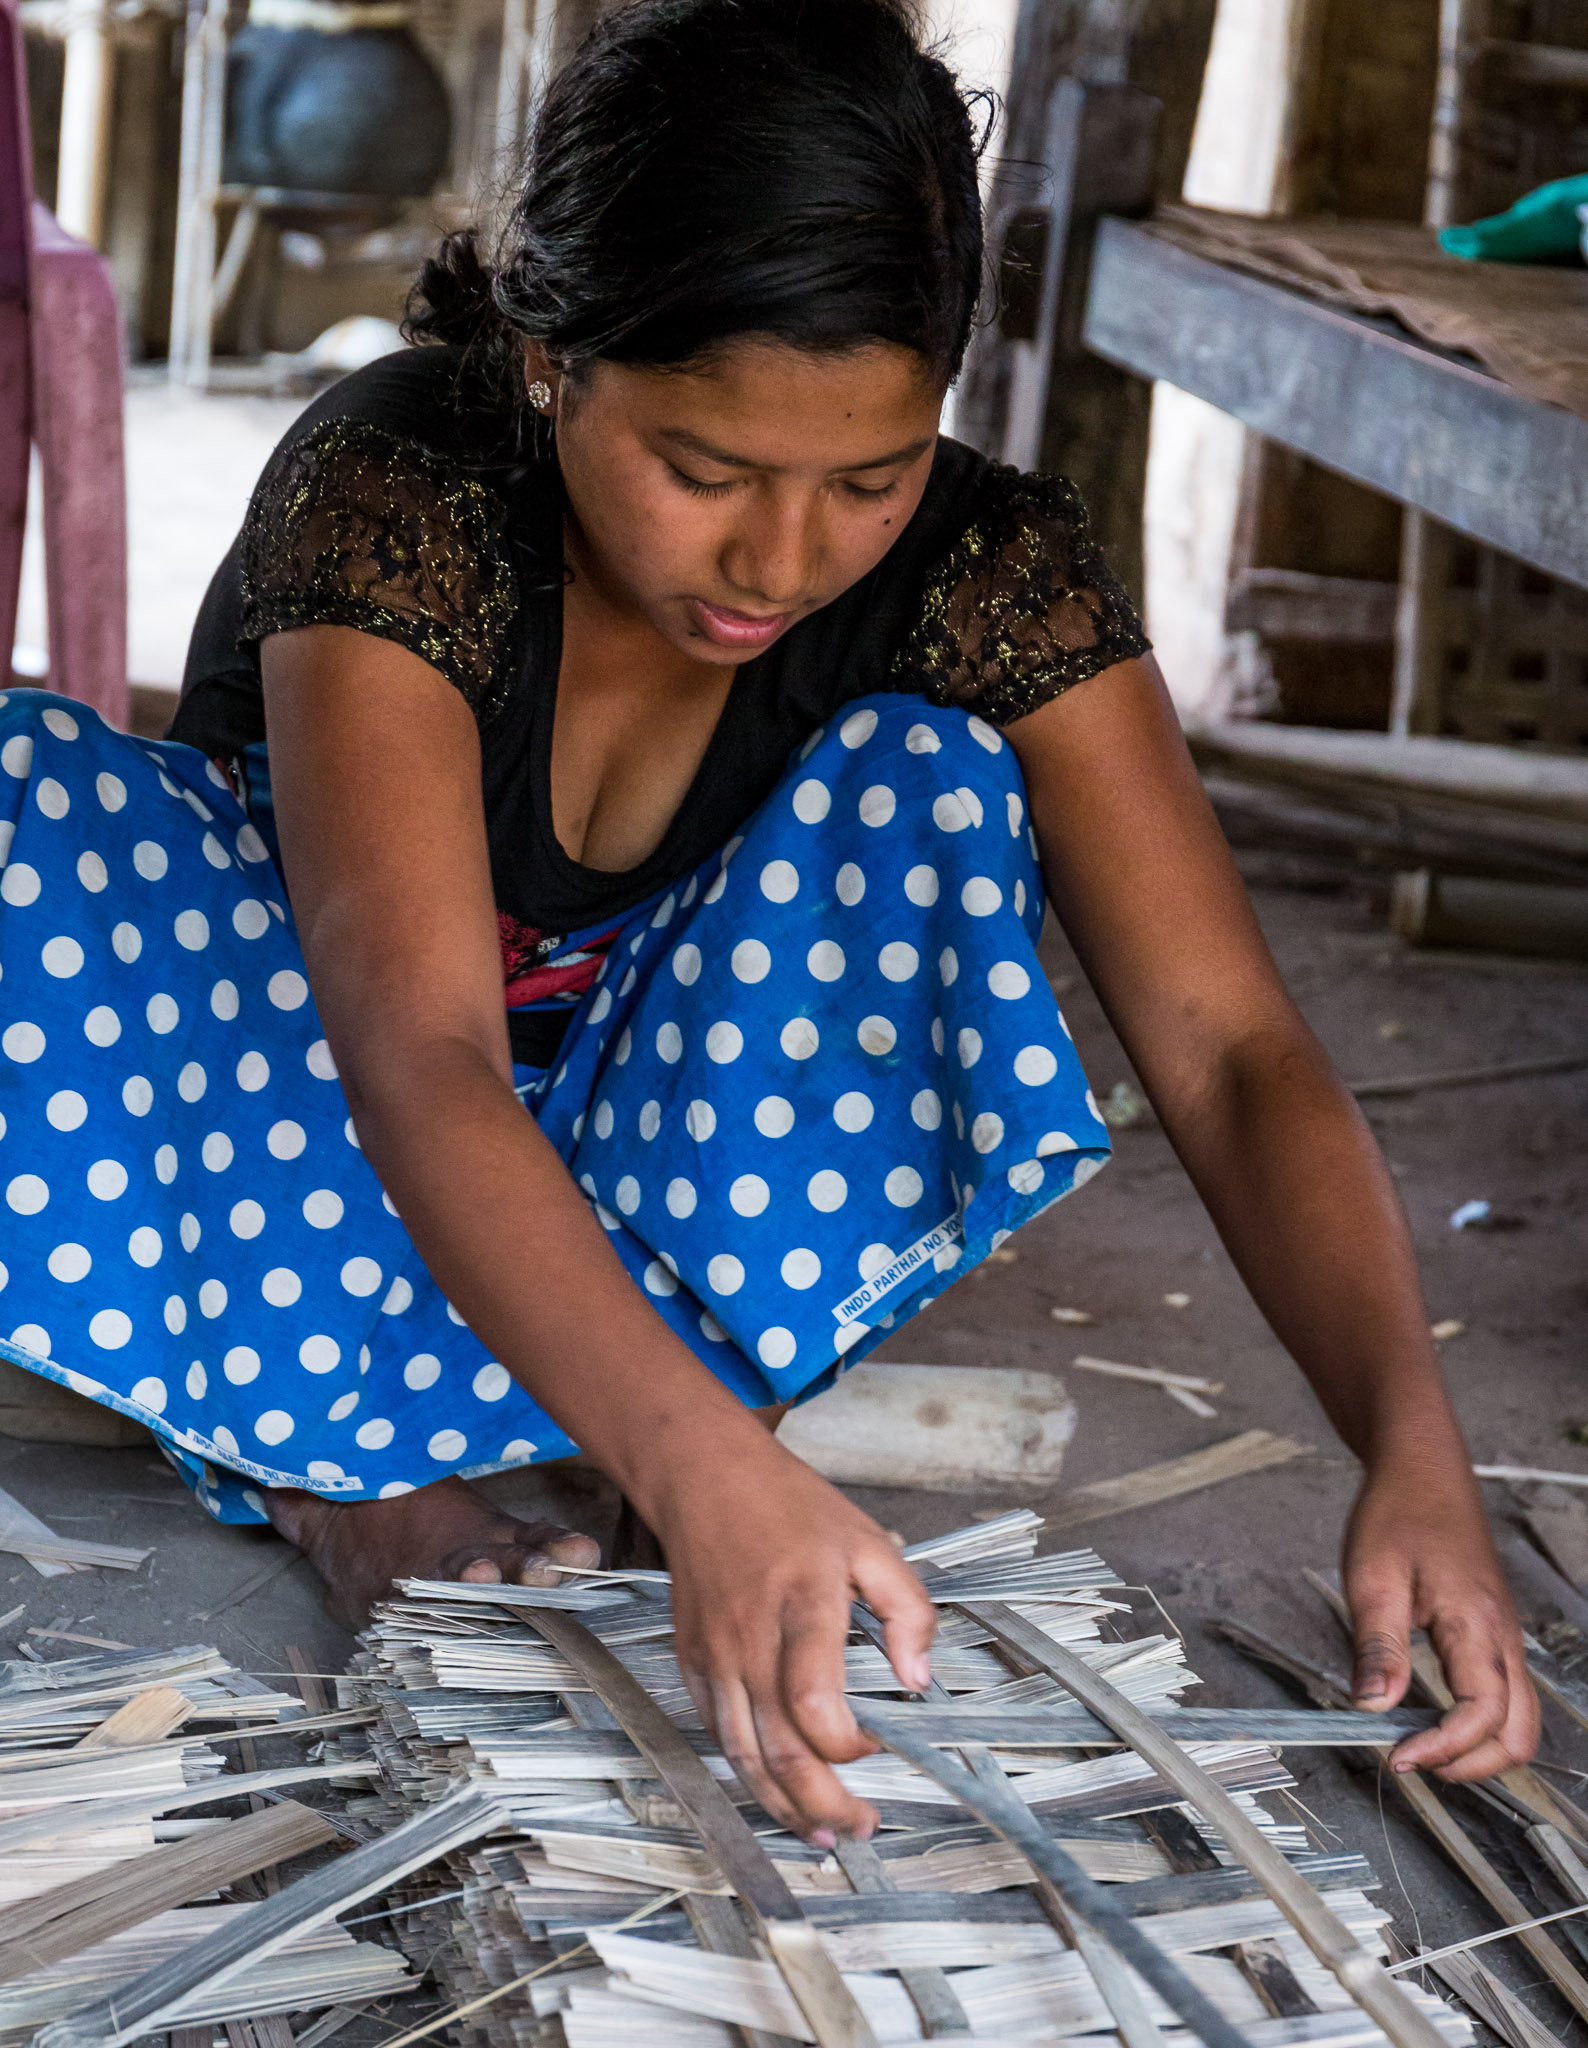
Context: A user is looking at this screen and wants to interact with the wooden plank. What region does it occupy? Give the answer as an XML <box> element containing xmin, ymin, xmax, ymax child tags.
<box><xmin>959</xmin><ymin>1600</ymin><xmax>1449</xmax><ymax>2048</ymax></box>
<box><xmin>1044</xmin><ymin>1432</ymin><xmax>1312</xmax><ymax>1531</ymax></box>
<box><xmin>1229</xmin><ymin>568</ymin><xmax>1400</xmax><ymax>645</ymax></box>
<box><xmin>525</xmin><ymin>1606</ymin><xmax>879</xmax><ymax>2048</ymax></box>
<box><xmin>0</xmin><ymin>1798</ymin><xmax>334</xmax><ymax>1983</ymax></box>
<box><xmin>1083</xmin><ymin>217</ymin><xmax>1588</xmax><ymax>588</ymax></box>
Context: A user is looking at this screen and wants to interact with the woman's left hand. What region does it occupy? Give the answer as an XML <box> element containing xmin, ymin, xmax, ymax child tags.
<box><xmin>1343</xmin><ymin>1450</ymin><xmax>1538</xmax><ymax>1780</ymax></box>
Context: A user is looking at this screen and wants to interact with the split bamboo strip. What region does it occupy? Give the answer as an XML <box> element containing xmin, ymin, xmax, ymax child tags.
<box><xmin>0</xmin><ymin>1758</ymin><xmax>379</xmax><ymax>1855</ymax></box>
<box><xmin>960</xmin><ymin>1600</ymin><xmax>1448</xmax><ymax>2048</ymax></box>
<box><xmin>0</xmin><ymin>1799</ymin><xmax>335</xmax><ymax>1984</ymax></box>
<box><xmin>525</xmin><ymin>1606</ymin><xmax>880</xmax><ymax>2048</ymax></box>
<box><xmin>1044</xmin><ymin>1435</ymin><xmax>1312</xmax><ymax>1532</ymax></box>
<box><xmin>849</xmin><ymin>1702</ymin><xmax>1249</xmax><ymax>2048</ymax></box>
<box><xmin>1300</xmin><ymin>1570</ymin><xmax>1588</xmax><ymax>1852</ymax></box>
<box><xmin>1070</xmin><ymin>1359</ymin><xmax>1226</xmax><ymax>1396</ymax></box>
<box><xmin>1419</xmin><ymin>1947</ymin><xmax>1563</xmax><ymax>2048</ymax></box>
<box><xmin>33</xmin><ymin>1785</ymin><xmax>503</xmax><ymax>2048</ymax></box>
<box><xmin>1391</xmin><ymin>1770</ymin><xmax>1588</xmax><ymax>2026</ymax></box>
<box><xmin>74</xmin><ymin>1688</ymin><xmax>193</xmax><ymax>1750</ymax></box>
<box><xmin>1217</xmin><ymin>1613</ymin><xmax>1588</xmax><ymax>2026</ymax></box>
<box><xmin>0</xmin><ymin>1534</ymin><xmax>148</xmax><ymax>1571</ymax></box>
<box><xmin>832</xmin><ymin>1838</ymin><xmax>971</xmax><ymax>2038</ymax></box>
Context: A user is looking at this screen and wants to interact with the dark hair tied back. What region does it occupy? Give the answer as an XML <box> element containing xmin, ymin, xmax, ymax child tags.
<box><xmin>407</xmin><ymin>0</ymin><xmax>987</xmax><ymax>400</ymax></box>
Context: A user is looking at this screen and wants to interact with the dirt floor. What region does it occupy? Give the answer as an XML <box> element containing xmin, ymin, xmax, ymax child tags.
<box><xmin>3</xmin><ymin>848</ymin><xmax>1586</xmax><ymax>2037</ymax></box>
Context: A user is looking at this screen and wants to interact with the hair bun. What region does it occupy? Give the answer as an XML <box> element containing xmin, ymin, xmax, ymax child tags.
<box><xmin>405</xmin><ymin>229</ymin><xmax>499</xmax><ymax>350</ymax></box>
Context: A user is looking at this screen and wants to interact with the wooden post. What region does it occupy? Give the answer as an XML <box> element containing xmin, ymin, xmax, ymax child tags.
<box><xmin>55</xmin><ymin>0</ymin><xmax>114</xmax><ymax>247</ymax></box>
<box><xmin>955</xmin><ymin>0</ymin><xmax>1217</xmax><ymax>600</ymax></box>
<box><xmin>168</xmin><ymin>0</ymin><xmax>227</xmax><ymax>386</ymax></box>
<box><xmin>1392</xmin><ymin>0</ymin><xmax>1487</xmax><ymax>735</ymax></box>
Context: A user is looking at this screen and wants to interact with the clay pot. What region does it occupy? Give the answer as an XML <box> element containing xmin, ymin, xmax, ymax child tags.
<box><xmin>225</xmin><ymin>16</ymin><xmax>452</xmax><ymax>198</ymax></box>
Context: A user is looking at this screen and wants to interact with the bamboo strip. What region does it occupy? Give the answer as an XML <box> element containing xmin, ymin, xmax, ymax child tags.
<box><xmin>1299</xmin><ymin>1570</ymin><xmax>1588</xmax><ymax>1852</ymax></box>
<box><xmin>74</xmin><ymin>1688</ymin><xmax>193</xmax><ymax>1750</ymax></box>
<box><xmin>1043</xmin><ymin>1435</ymin><xmax>1312</xmax><ymax>1531</ymax></box>
<box><xmin>0</xmin><ymin>1758</ymin><xmax>379</xmax><ymax>1855</ymax></box>
<box><xmin>959</xmin><ymin>1600</ymin><xmax>1447</xmax><ymax>2048</ymax></box>
<box><xmin>525</xmin><ymin>1606</ymin><xmax>880</xmax><ymax>2048</ymax></box>
<box><xmin>0</xmin><ymin>1533</ymin><xmax>149</xmax><ymax>1571</ymax></box>
<box><xmin>836</xmin><ymin>1827</ymin><xmax>972</xmax><ymax>2038</ymax></box>
<box><xmin>1420</xmin><ymin>1946</ymin><xmax>1563</xmax><ymax>2048</ymax></box>
<box><xmin>849</xmin><ymin>1703</ymin><xmax>1249</xmax><ymax>2048</ymax></box>
<box><xmin>33</xmin><ymin>1788</ymin><xmax>502</xmax><ymax>2048</ymax></box>
<box><xmin>0</xmin><ymin>1800</ymin><xmax>335</xmax><ymax>1984</ymax></box>
<box><xmin>1070</xmin><ymin>1359</ymin><xmax>1225</xmax><ymax>1396</ymax></box>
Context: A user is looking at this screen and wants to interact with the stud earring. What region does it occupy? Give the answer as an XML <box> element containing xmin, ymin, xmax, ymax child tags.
<box><xmin>526</xmin><ymin>378</ymin><xmax>554</xmax><ymax>412</ymax></box>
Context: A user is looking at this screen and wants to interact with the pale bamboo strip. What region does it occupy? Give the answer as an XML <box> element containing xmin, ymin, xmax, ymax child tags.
<box><xmin>0</xmin><ymin>1799</ymin><xmax>335</xmax><ymax>1984</ymax></box>
<box><xmin>74</xmin><ymin>1688</ymin><xmax>193</xmax><ymax>1751</ymax></box>
<box><xmin>1044</xmin><ymin>1435</ymin><xmax>1312</xmax><ymax>1532</ymax></box>
<box><xmin>33</xmin><ymin>1786</ymin><xmax>503</xmax><ymax>2048</ymax></box>
<box><xmin>526</xmin><ymin>1606</ymin><xmax>879</xmax><ymax>2048</ymax></box>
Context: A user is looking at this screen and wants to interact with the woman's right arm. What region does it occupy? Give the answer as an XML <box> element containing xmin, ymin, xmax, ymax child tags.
<box><xmin>261</xmin><ymin>624</ymin><xmax>936</xmax><ymax>1843</ymax></box>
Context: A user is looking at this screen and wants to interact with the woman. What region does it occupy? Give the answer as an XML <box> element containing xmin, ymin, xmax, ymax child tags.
<box><xmin>0</xmin><ymin>0</ymin><xmax>1535</xmax><ymax>1844</ymax></box>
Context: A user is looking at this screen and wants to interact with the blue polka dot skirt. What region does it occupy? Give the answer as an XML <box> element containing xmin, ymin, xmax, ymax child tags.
<box><xmin>0</xmin><ymin>689</ymin><xmax>1109</xmax><ymax>1522</ymax></box>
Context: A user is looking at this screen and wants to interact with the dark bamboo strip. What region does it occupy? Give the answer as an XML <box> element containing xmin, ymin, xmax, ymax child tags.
<box><xmin>849</xmin><ymin>1702</ymin><xmax>1251</xmax><ymax>2048</ymax></box>
<box><xmin>525</xmin><ymin>1606</ymin><xmax>879</xmax><ymax>2048</ymax></box>
<box><xmin>961</xmin><ymin>1600</ymin><xmax>1449</xmax><ymax>2048</ymax></box>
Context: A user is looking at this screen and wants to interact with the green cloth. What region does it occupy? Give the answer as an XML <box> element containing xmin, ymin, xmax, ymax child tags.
<box><xmin>1439</xmin><ymin>173</ymin><xmax>1588</xmax><ymax>263</ymax></box>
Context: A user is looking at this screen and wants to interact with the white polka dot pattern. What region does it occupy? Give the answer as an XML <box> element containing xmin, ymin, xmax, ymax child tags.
<box><xmin>0</xmin><ymin>691</ymin><xmax>1102</xmax><ymax>1522</ymax></box>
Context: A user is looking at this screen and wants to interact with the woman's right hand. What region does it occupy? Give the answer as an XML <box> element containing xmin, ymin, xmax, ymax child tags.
<box><xmin>655</xmin><ymin>1432</ymin><xmax>938</xmax><ymax>1843</ymax></box>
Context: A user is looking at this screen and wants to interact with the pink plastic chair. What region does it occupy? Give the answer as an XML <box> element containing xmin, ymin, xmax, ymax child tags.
<box><xmin>0</xmin><ymin>0</ymin><xmax>127</xmax><ymax>727</ymax></box>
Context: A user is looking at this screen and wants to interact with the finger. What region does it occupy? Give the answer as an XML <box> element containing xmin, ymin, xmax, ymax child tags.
<box><xmin>716</xmin><ymin>1669</ymin><xmax>873</xmax><ymax>1845</ymax></box>
<box><xmin>854</xmin><ymin>1547</ymin><xmax>936</xmax><ymax>1696</ymax></box>
<box><xmin>711</xmin><ymin>1671</ymin><xmax>807</xmax><ymax>1835</ymax></box>
<box><xmin>1346</xmin><ymin>1569</ymin><xmax>1414</xmax><ymax>1712</ymax></box>
<box><xmin>1401</xmin><ymin>1637</ymin><xmax>1539</xmax><ymax>1781</ymax></box>
<box><xmin>779</xmin><ymin>1591</ymin><xmax>879</xmax><ymax>1767</ymax></box>
<box><xmin>750</xmin><ymin>1678</ymin><xmax>879</xmax><ymax>1844</ymax></box>
<box><xmin>1389</xmin><ymin>1615</ymin><xmax>1511</xmax><ymax>1774</ymax></box>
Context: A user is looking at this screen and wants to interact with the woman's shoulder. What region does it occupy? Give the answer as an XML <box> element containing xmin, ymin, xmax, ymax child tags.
<box><xmin>236</xmin><ymin>347</ymin><xmax>543</xmax><ymax>718</ymax></box>
<box><xmin>889</xmin><ymin>439</ymin><xmax>1152</xmax><ymax>727</ymax></box>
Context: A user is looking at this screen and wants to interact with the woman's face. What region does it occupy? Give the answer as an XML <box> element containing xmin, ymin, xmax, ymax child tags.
<box><xmin>543</xmin><ymin>337</ymin><xmax>947</xmax><ymax>662</ymax></box>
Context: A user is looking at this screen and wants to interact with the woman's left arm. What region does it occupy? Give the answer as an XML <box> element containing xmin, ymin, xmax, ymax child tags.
<box><xmin>1007</xmin><ymin>654</ymin><xmax>1536</xmax><ymax>1780</ymax></box>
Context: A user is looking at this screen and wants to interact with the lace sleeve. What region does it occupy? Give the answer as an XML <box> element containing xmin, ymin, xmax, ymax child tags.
<box><xmin>238</xmin><ymin>418</ymin><xmax>517</xmax><ymax>718</ymax></box>
<box><xmin>892</xmin><ymin>466</ymin><xmax>1150</xmax><ymax>726</ymax></box>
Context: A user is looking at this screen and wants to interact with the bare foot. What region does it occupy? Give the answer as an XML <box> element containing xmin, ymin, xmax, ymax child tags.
<box><xmin>265</xmin><ymin>1474</ymin><xmax>602</xmax><ymax>1628</ymax></box>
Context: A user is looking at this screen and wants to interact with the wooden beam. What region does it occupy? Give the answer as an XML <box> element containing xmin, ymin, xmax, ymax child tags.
<box><xmin>1228</xmin><ymin>569</ymin><xmax>1400</xmax><ymax>644</ymax></box>
<box><xmin>1084</xmin><ymin>219</ymin><xmax>1588</xmax><ymax>588</ymax></box>
<box><xmin>956</xmin><ymin>0</ymin><xmax>1218</xmax><ymax>596</ymax></box>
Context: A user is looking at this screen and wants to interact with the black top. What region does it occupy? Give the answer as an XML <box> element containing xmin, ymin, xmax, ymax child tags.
<box><xmin>178</xmin><ymin>345</ymin><xmax>1149</xmax><ymax>1055</ymax></box>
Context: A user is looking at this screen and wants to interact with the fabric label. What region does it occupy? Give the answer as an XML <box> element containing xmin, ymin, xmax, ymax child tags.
<box><xmin>832</xmin><ymin>1214</ymin><xmax>963</xmax><ymax>1329</ymax></box>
